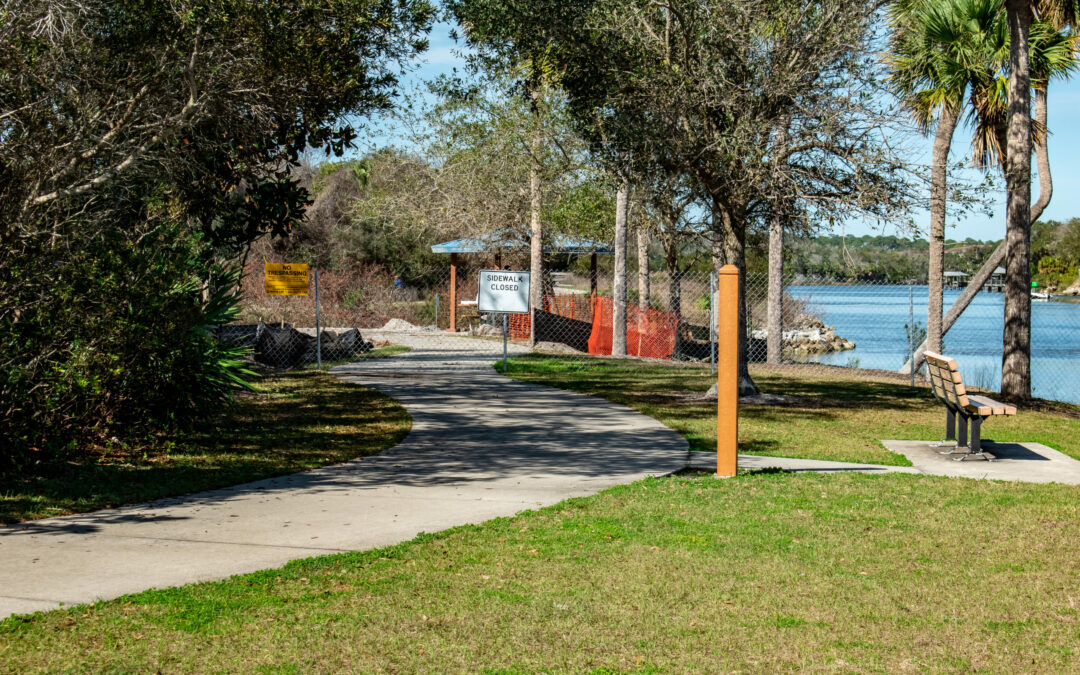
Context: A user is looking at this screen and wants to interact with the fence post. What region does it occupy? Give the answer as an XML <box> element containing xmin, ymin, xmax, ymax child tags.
<box><xmin>717</xmin><ymin>264</ymin><xmax>739</xmax><ymax>478</ymax></box>
<box><xmin>710</xmin><ymin>271</ymin><xmax>717</xmax><ymax>374</ymax></box>
<box><xmin>435</xmin><ymin>294</ymin><xmax>440</xmax><ymax>330</ymax></box>
<box><xmin>908</xmin><ymin>284</ymin><xmax>914</xmax><ymax>387</ymax></box>
<box><xmin>315</xmin><ymin>268</ymin><xmax>322</xmax><ymax>370</ymax></box>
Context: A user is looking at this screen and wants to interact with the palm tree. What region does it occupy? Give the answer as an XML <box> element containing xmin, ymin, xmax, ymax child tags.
<box><xmin>1001</xmin><ymin>0</ymin><xmax>1078</xmax><ymax>398</ymax></box>
<box><xmin>887</xmin><ymin>0</ymin><xmax>995</xmax><ymax>356</ymax></box>
<box><xmin>890</xmin><ymin>0</ymin><xmax>1077</xmax><ymax>382</ymax></box>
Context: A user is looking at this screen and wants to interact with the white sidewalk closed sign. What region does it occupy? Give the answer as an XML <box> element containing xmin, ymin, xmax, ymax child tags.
<box><xmin>478</xmin><ymin>270</ymin><xmax>530</xmax><ymax>313</ymax></box>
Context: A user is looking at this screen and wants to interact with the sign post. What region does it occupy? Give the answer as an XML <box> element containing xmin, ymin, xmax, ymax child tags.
<box><xmin>477</xmin><ymin>270</ymin><xmax>530</xmax><ymax>373</ymax></box>
<box><xmin>315</xmin><ymin>268</ymin><xmax>321</xmax><ymax>370</ymax></box>
<box><xmin>503</xmin><ymin>313</ymin><xmax>509</xmax><ymax>371</ymax></box>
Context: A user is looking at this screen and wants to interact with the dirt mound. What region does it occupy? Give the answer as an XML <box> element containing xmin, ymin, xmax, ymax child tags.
<box><xmin>380</xmin><ymin>318</ymin><xmax>419</xmax><ymax>332</ymax></box>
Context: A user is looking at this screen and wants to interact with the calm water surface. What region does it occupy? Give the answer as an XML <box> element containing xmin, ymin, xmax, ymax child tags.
<box><xmin>786</xmin><ymin>284</ymin><xmax>1080</xmax><ymax>404</ymax></box>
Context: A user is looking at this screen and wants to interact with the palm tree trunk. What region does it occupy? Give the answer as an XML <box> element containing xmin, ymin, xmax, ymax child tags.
<box><xmin>1032</xmin><ymin>86</ymin><xmax>1053</xmax><ymax>219</ymax></box>
<box><xmin>612</xmin><ymin>178</ymin><xmax>629</xmax><ymax>356</ymax></box>
<box><xmin>1002</xmin><ymin>0</ymin><xmax>1034</xmax><ymax>398</ymax></box>
<box><xmin>901</xmin><ymin>84</ymin><xmax>1054</xmax><ymax>378</ymax></box>
<box><xmin>928</xmin><ymin>106</ymin><xmax>960</xmax><ymax>354</ymax></box>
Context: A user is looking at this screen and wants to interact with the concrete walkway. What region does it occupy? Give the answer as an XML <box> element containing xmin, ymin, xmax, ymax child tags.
<box><xmin>0</xmin><ymin>332</ymin><xmax>688</xmax><ymax>620</ymax></box>
<box><xmin>688</xmin><ymin>453</ymin><xmax>922</xmax><ymax>475</ymax></box>
<box><xmin>688</xmin><ymin>440</ymin><xmax>1080</xmax><ymax>485</ymax></box>
<box><xmin>882</xmin><ymin>439</ymin><xmax>1080</xmax><ymax>484</ymax></box>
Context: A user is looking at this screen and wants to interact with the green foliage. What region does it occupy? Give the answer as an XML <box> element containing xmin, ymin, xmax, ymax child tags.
<box><xmin>1057</xmin><ymin>218</ymin><xmax>1080</xmax><ymax>266</ymax></box>
<box><xmin>543</xmin><ymin>177</ymin><xmax>616</xmax><ymax>242</ymax></box>
<box><xmin>1026</xmin><ymin>220</ymin><xmax>1080</xmax><ymax>289</ymax></box>
<box><xmin>1038</xmin><ymin>256</ymin><xmax>1069</xmax><ymax>275</ymax></box>
<box><xmin>784</xmin><ymin>233</ymin><xmax>938</xmax><ymax>282</ymax></box>
<box><xmin>1</xmin><ymin>0</ymin><xmax>434</xmax><ymax>468</ymax></box>
<box><xmin>0</xmin><ymin>223</ymin><xmax>256</xmax><ymax>472</ymax></box>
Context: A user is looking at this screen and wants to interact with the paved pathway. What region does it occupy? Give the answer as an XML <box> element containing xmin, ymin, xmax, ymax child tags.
<box><xmin>689</xmin><ymin>440</ymin><xmax>1080</xmax><ymax>484</ymax></box>
<box><xmin>0</xmin><ymin>332</ymin><xmax>688</xmax><ymax>619</ymax></box>
<box><xmin>688</xmin><ymin>453</ymin><xmax>922</xmax><ymax>475</ymax></box>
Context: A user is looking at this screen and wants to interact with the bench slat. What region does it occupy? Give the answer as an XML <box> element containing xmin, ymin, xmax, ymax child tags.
<box><xmin>966</xmin><ymin>394</ymin><xmax>1017</xmax><ymax>416</ymax></box>
<box><xmin>924</xmin><ymin>352</ymin><xmax>972</xmax><ymax>408</ymax></box>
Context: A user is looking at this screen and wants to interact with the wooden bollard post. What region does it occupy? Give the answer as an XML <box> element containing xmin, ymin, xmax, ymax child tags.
<box><xmin>716</xmin><ymin>264</ymin><xmax>739</xmax><ymax>477</ymax></box>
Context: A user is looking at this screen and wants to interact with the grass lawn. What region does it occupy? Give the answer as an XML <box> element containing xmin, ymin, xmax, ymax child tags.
<box><xmin>503</xmin><ymin>354</ymin><xmax>1080</xmax><ymax>466</ymax></box>
<box><xmin>0</xmin><ymin>346</ymin><xmax>411</xmax><ymax>524</ymax></box>
<box><xmin>4</xmin><ymin>471</ymin><xmax>1080</xmax><ymax>672</ymax></box>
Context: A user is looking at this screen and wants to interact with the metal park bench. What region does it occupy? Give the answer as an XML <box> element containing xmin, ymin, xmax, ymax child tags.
<box><xmin>923</xmin><ymin>351</ymin><xmax>1017</xmax><ymax>461</ymax></box>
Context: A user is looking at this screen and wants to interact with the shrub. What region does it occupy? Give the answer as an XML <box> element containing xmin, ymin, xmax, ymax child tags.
<box><xmin>0</xmin><ymin>224</ymin><xmax>254</xmax><ymax>472</ymax></box>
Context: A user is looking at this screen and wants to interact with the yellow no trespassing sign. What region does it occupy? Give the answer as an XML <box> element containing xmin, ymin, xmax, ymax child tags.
<box><xmin>264</xmin><ymin>263</ymin><xmax>309</xmax><ymax>296</ymax></box>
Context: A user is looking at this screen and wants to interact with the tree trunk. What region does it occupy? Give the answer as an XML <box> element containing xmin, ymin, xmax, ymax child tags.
<box><xmin>665</xmin><ymin>246</ymin><xmax>681</xmax><ymax>319</ymax></box>
<box><xmin>637</xmin><ymin>227</ymin><xmax>650</xmax><ymax>309</ymax></box>
<box><xmin>766</xmin><ymin>115</ymin><xmax>792</xmax><ymax>365</ymax></box>
<box><xmin>528</xmin><ymin>92</ymin><xmax>543</xmax><ymax>346</ymax></box>
<box><xmin>714</xmin><ymin>198</ymin><xmax>759</xmax><ymax>396</ymax></box>
<box><xmin>612</xmin><ymin>178</ymin><xmax>629</xmax><ymax>356</ymax></box>
<box><xmin>1032</xmin><ymin>86</ymin><xmax>1052</xmax><ymax>223</ymax></box>
<box><xmin>766</xmin><ymin>205</ymin><xmax>783</xmax><ymax>365</ymax></box>
<box><xmin>928</xmin><ymin>105</ymin><xmax>960</xmax><ymax>355</ymax></box>
<box><xmin>1002</xmin><ymin>0</ymin><xmax>1033</xmax><ymax>398</ymax></box>
<box><xmin>901</xmin><ymin>86</ymin><xmax>1053</xmax><ymax>377</ymax></box>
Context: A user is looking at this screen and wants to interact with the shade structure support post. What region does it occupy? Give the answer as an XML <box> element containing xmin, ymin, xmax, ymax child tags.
<box><xmin>449</xmin><ymin>252</ymin><xmax>458</xmax><ymax>333</ymax></box>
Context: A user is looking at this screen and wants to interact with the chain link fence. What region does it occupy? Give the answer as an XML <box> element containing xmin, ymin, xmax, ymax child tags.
<box><xmin>228</xmin><ymin>258</ymin><xmax>1080</xmax><ymax>404</ymax></box>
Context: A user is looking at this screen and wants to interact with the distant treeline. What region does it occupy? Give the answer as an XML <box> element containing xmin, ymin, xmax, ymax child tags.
<box><xmin>768</xmin><ymin>222</ymin><xmax>1080</xmax><ymax>285</ymax></box>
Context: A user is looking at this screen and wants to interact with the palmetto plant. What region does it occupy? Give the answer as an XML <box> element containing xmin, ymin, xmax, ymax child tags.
<box><xmin>197</xmin><ymin>266</ymin><xmax>261</xmax><ymax>395</ymax></box>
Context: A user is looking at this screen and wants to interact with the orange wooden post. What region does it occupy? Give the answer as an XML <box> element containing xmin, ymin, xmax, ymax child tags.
<box><xmin>716</xmin><ymin>264</ymin><xmax>739</xmax><ymax>477</ymax></box>
<box><xmin>449</xmin><ymin>252</ymin><xmax>458</xmax><ymax>333</ymax></box>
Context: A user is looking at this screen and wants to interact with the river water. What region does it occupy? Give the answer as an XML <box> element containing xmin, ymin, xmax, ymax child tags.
<box><xmin>786</xmin><ymin>284</ymin><xmax>1080</xmax><ymax>404</ymax></box>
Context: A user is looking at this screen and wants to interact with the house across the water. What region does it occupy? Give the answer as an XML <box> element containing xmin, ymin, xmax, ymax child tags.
<box><xmin>944</xmin><ymin>270</ymin><xmax>969</xmax><ymax>288</ymax></box>
<box><xmin>985</xmin><ymin>267</ymin><xmax>1006</xmax><ymax>293</ymax></box>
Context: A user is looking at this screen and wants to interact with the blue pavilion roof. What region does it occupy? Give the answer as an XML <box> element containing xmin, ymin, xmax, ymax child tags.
<box><xmin>431</xmin><ymin>229</ymin><xmax>613</xmax><ymax>255</ymax></box>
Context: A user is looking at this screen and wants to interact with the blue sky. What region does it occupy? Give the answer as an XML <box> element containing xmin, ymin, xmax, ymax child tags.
<box><xmin>358</xmin><ymin>21</ymin><xmax>1080</xmax><ymax>243</ymax></box>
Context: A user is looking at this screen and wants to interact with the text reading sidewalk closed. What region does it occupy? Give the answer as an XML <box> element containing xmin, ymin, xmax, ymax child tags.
<box><xmin>478</xmin><ymin>270</ymin><xmax>530</xmax><ymax>314</ymax></box>
<box><xmin>265</xmin><ymin>263</ymin><xmax>309</xmax><ymax>296</ymax></box>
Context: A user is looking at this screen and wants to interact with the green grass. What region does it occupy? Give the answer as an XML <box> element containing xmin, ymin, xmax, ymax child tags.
<box><xmin>502</xmin><ymin>354</ymin><xmax>1080</xmax><ymax>466</ymax></box>
<box><xmin>0</xmin><ymin>357</ymin><xmax>411</xmax><ymax>524</ymax></box>
<box><xmin>5</xmin><ymin>471</ymin><xmax>1080</xmax><ymax>672</ymax></box>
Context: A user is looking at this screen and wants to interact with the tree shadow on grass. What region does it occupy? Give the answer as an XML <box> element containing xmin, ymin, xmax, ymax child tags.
<box><xmin>0</xmin><ymin>372</ymin><xmax>410</xmax><ymax>525</ymax></box>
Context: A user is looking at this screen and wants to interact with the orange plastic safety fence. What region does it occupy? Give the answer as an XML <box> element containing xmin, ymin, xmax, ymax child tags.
<box><xmin>507</xmin><ymin>294</ymin><xmax>591</xmax><ymax>340</ymax></box>
<box><xmin>587</xmin><ymin>296</ymin><xmax>679</xmax><ymax>359</ymax></box>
